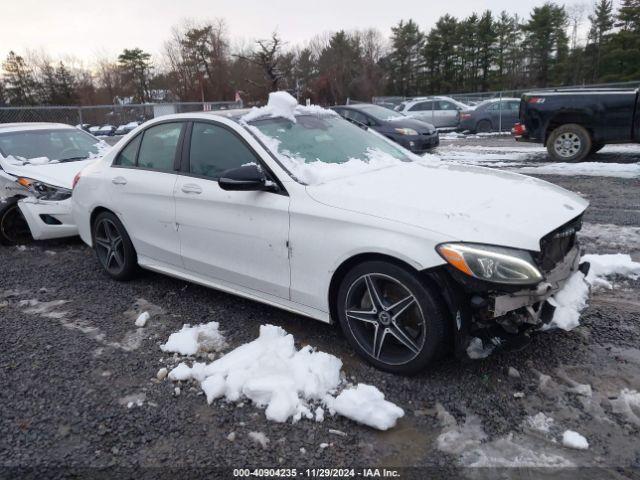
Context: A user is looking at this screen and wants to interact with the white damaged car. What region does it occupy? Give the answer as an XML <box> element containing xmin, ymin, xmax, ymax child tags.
<box><xmin>72</xmin><ymin>92</ymin><xmax>590</xmax><ymax>373</ymax></box>
<box><xmin>0</xmin><ymin>123</ymin><xmax>108</xmax><ymax>245</ymax></box>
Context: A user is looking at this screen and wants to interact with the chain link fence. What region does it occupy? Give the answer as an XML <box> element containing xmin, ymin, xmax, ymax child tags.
<box><xmin>372</xmin><ymin>80</ymin><xmax>640</xmax><ymax>132</ymax></box>
<box><xmin>0</xmin><ymin>101</ymin><xmax>242</xmax><ymax>130</ymax></box>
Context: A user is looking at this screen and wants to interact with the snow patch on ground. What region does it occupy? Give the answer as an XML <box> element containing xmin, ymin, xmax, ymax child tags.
<box><xmin>135</xmin><ymin>311</ymin><xmax>150</xmax><ymax>327</ymax></box>
<box><xmin>517</xmin><ymin>161</ymin><xmax>640</xmax><ymax>179</ymax></box>
<box><xmin>546</xmin><ymin>253</ymin><xmax>640</xmax><ymax>331</ymax></box>
<box><xmin>610</xmin><ymin>389</ymin><xmax>640</xmax><ymax>426</ymax></box>
<box><xmin>435</xmin><ymin>404</ymin><xmax>572</xmax><ymax>467</ymax></box>
<box><xmin>526</xmin><ymin>412</ymin><xmax>555</xmax><ymax>433</ymax></box>
<box><xmin>160</xmin><ymin>322</ymin><xmax>226</xmax><ymax>356</ymax></box>
<box><xmin>164</xmin><ymin>324</ymin><xmax>404</xmax><ymax>429</ymax></box>
<box><xmin>562</xmin><ymin>430</ymin><xmax>589</xmax><ymax>450</ymax></box>
<box><xmin>579</xmin><ymin>223</ymin><xmax>640</xmax><ymax>252</ymax></box>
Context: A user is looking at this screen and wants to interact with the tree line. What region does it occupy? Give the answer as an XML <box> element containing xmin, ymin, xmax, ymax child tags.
<box><xmin>1</xmin><ymin>0</ymin><xmax>639</xmax><ymax>107</ymax></box>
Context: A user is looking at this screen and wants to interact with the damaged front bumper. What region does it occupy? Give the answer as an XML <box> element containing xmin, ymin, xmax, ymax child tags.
<box><xmin>428</xmin><ymin>244</ymin><xmax>590</xmax><ymax>360</ymax></box>
<box><xmin>17</xmin><ymin>197</ymin><xmax>78</xmax><ymax>240</ymax></box>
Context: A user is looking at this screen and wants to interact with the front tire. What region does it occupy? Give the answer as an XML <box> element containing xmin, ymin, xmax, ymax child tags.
<box><xmin>336</xmin><ymin>261</ymin><xmax>449</xmax><ymax>374</ymax></box>
<box><xmin>547</xmin><ymin>124</ymin><xmax>592</xmax><ymax>162</ymax></box>
<box><xmin>92</xmin><ymin>211</ymin><xmax>138</xmax><ymax>280</ymax></box>
<box><xmin>0</xmin><ymin>197</ymin><xmax>32</xmax><ymax>246</ymax></box>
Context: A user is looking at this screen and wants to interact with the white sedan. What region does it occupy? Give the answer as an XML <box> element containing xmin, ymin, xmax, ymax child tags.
<box><xmin>72</xmin><ymin>92</ymin><xmax>589</xmax><ymax>373</ymax></box>
<box><xmin>0</xmin><ymin>123</ymin><xmax>107</xmax><ymax>245</ymax></box>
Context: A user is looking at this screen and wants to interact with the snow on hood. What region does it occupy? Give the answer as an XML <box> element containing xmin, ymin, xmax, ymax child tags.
<box><xmin>305</xmin><ymin>161</ymin><xmax>589</xmax><ymax>251</ymax></box>
<box><xmin>0</xmin><ymin>142</ymin><xmax>108</xmax><ymax>189</ymax></box>
<box><xmin>0</xmin><ymin>158</ymin><xmax>99</xmax><ymax>189</ymax></box>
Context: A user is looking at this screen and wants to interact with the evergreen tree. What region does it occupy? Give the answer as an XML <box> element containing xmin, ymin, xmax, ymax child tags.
<box><xmin>55</xmin><ymin>62</ymin><xmax>77</xmax><ymax>104</ymax></box>
<box><xmin>387</xmin><ymin>20</ymin><xmax>424</xmax><ymax>96</ymax></box>
<box><xmin>522</xmin><ymin>3</ymin><xmax>569</xmax><ymax>87</ymax></box>
<box><xmin>476</xmin><ymin>11</ymin><xmax>497</xmax><ymax>91</ymax></box>
<box><xmin>118</xmin><ymin>48</ymin><xmax>152</xmax><ymax>103</ymax></box>
<box><xmin>2</xmin><ymin>51</ymin><xmax>38</xmax><ymax>105</ymax></box>
<box><xmin>587</xmin><ymin>0</ymin><xmax>615</xmax><ymax>81</ymax></box>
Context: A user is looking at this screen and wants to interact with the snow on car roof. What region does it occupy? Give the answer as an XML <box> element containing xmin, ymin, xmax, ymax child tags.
<box><xmin>0</xmin><ymin>122</ymin><xmax>75</xmax><ymax>133</ymax></box>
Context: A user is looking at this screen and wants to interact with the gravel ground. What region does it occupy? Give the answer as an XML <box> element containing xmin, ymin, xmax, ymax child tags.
<box><xmin>1</xmin><ymin>135</ymin><xmax>639</xmax><ymax>479</ymax></box>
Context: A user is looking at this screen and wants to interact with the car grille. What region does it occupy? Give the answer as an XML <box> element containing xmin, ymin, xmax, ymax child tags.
<box><xmin>537</xmin><ymin>214</ymin><xmax>583</xmax><ymax>272</ymax></box>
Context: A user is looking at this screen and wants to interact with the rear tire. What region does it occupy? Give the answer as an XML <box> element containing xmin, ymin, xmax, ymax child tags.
<box><xmin>92</xmin><ymin>211</ymin><xmax>138</xmax><ymax>280</ymax></box>
<box><xmin>0</xmin><ymin>197</ymin><xmax>32</xmax><ymax>246</ymax></box>
<box><xmin>547</xmin><ymin>124</ymin><xmax>592</xmax><ymax>162</ymax></box>
<box><xmin>336</xmin><ymin>260</ymin><xmax>449</xmax><ymax>374</ymax></box>
<box><xmin>476</xmin><ymin>119</ymin><xmax>492</xmax><ymax>133</ymax></box>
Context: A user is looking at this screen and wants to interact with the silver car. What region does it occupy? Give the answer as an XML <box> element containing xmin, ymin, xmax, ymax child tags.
<box><xmin>394</xmin><ymin>96</ymin><xmax>471</xmax><ymax>128</ymax></box>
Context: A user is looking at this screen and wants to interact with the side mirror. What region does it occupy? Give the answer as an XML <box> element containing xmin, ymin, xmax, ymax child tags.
<box><xmin>219</xmin><ymin>164</ymin><xmax>279</xmax><ymax>193</ymax></box>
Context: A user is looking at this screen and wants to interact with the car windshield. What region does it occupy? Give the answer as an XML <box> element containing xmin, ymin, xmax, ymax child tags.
<box><xmin>247</xmin><ymin>114</ymin><xmax>412</xmax><ymax>184</ymax></box>
<box><xmin>0</xmin><ymin>128</ymin><xmax>103</xmax><ymax>163</ymax></box>
<box><xmin>357</xmin><ymin>105</ymin><xmax>406</xmax><ymax>121</ymax></box>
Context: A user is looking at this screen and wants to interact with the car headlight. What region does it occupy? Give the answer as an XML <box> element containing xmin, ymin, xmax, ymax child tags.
<box><xmin>436</xmin><ymin>242</ymin><xmax>543</xmax><ymax>286</ymax></box>
<box><xmin>395</xmin><ymin>128</ymin><xmax>418</xmax><ymax>136</ymax></box>
<box><xmin>16</xmin><ymin>177</ymin><xmax>72</xmax><ymax>201</ymax></box>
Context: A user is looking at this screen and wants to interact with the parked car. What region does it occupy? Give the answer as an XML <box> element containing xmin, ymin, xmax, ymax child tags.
<box><xmin>75</xmin><ymin>123</ymin><xmax>93</xmax><ymax>132</ymax></box>
<box><xmin>72</xmin><ymin>92</ymin><xmax>589</xmax><ymax>374</ymax></box>
<box><xmin>0</xmin><ymin>123</ymin><xmax>107</xmax><ymax>245</ymax></box>
<box><xmin>458</xmin><ymin>98</ymin><xmax>521</xmax><ymax>133</ymax></box>
<box><xmin>394</xmin><ymin>96</ymin><xmax>471</xmax><ymax>128</ymax></box>
<box><xmin>115</xmin><ymin>122</ymin><xmax>140</xmax><ymax>136</ymax></box>
<box><xmin>95</xmin><ymin>125</ymin><xmax>117</xmax><ymax>136</ymax></box>
<box><xmin>332</xmin><ymin>104</ymin><xmax>439</xmax><ymax>154</ymax></box>
<box><xmin>512</xmin><ymin>88</ymin><xmax>640</xmax><ymax>162</ymax></box>
<box><xmin>89</xmin><ymin>126</ymin><xmax>100</xmax><ymax>135</ymax></box>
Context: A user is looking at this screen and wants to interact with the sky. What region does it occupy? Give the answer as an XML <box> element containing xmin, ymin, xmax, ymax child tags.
<box><xmin>0</xmin><ymin>0</ymin><xmax>594</xmax><ymax>64</ymax></box>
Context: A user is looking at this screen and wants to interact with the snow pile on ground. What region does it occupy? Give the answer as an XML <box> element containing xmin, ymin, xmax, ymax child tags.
<box><xmin>583</xmin><ymin>253</ymin><xmax>640</xmax><ymax>288</ymax></box>
<box><xmin>579</xmin><ymin>223</ymin><xmax>640</xmax><ymax>252</ymax></box>
<box><xmin>562</xmin><ymin>430</ymin><xmax>589</xmax><ymax>450</ymax></box>
<box><xmin>517</xmin><ymin>161</ymin><xmax>640</xmax><ymax>179</ymax></box>
<box><xmin>160</xmin><ymin>321</ymin><xmax>226</xmax><ymax>355</ymax></box>
<box><xmin>546</xmin><ymin>253</ymin><xmax>640</xmax><ymax>331</ymax></box>
<box><xmin>330</xmin><ymin>384</ymin><xmax>405</xmax><ymax>430</ymax></box>
<box><xmin>163</xmin><ymin>324</ymin><xmax>404</xmax><ymax>430</ymax></box>
<box><xmin>135</xmin><ymin>311</ymin><xmax>150</xmax><ymax>327</ymax></box>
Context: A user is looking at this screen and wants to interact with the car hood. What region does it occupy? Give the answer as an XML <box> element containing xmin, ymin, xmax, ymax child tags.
<box><xmin>305</xmin><ymin>162</ymin><xmax>588</xmax><ymax>252</ymax></box>
<box><xmin>0</xmin><ymin>158</ymin><xmax>98</xmax><ymax>189</ymax></box>
<box><xmin>384</xmin><ymin>117</ymin><xmax>435</xmax><ymax>133</ymax></box>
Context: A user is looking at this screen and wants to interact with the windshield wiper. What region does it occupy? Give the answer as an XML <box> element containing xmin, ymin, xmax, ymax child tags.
<box><xmin>56</xmin><ymin>156</ymin><xmax>90</xmax><ymax>163</ymax></box>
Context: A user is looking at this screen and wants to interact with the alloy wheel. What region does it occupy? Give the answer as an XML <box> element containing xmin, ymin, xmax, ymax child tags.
<box><xmin>554</xmin><ymin>132</ymin><xmax>581</xmax><ymax>158</ymax></box>
<box><xmin>344</xmin><ymin>273</ymin><xmax>427</xmax><ymax>366</ymax></box>
<box><xmin>94</xmin><ymin>218</ymin><xmax>126</xmax><ymax>274</ymax></box>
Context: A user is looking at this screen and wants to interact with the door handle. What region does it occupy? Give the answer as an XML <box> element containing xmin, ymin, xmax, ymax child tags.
<box><xmin>181</xmin><ymin>183</ymin><xmax>202</xmax><ymax>194</ymax></box>
<box><xmin>112</xmin><ymin>176</ymin><xmax>127</xmax><ymax>185</ymax></box>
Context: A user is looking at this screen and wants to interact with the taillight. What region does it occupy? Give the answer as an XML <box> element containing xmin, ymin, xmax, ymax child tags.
<box><xmin>511</xmin><ymin>123</ymin><xmax>526</xmax><ymax>136</ymax></box>
<box><xmin>72</xmin><ymin>172</ymin><xmax>81</xmax><ymax>189</ymax></box>
<box><xmin>527</xmin><ymin>96</ymin><xmax>546</xmax><ymax>104</ymax></box>
<box><xmin>460</xmin><ymin>113</ymin><xmax>472</xmax><ymax>120</ymax></box>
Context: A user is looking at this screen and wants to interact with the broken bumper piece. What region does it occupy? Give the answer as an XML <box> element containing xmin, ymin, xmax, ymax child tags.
<box><xmin>460</xmin><ymin>246</ymin><xmax>591</xmax><ymax>359</ymax></box>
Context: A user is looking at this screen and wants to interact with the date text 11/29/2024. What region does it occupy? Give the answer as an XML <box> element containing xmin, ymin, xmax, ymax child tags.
<box><xmin>233</xmin><ymin>468</ymin><xmax>401</xmax><ymax>478</ymax></box>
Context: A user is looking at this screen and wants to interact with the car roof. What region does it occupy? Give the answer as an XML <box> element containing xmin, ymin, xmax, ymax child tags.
<box><xmin>0</xmin><ymin>122</ymin><xmax>75</xmax><ymax>133</ymax></box>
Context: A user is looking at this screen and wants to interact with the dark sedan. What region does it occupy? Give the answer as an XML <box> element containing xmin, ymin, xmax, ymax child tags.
<box><xmin>332</xmin><ymin>104</ymin><xmax>439</xmax><ymax>154</ymax></box>
<box><xmin>458</xmin><ymin>98</ymin><xmax>520</xmax><ymax>133</ymax></box>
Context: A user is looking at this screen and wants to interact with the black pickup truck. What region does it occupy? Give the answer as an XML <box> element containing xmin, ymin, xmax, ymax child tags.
<box><xmin>512</xmin><ymin>88</ymin><xmax>640</xmax><ymax>162</ymax></box>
